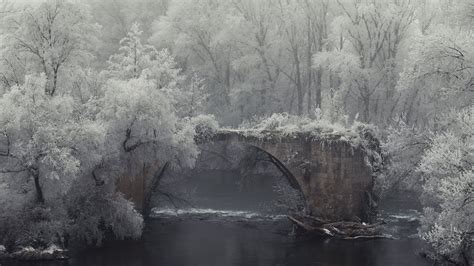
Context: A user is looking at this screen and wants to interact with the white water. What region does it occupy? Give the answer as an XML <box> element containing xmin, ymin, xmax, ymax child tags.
<box><xmin>384</xmin><ymin>209</ymin><xmax>422</xmax><ymax>222</ymax></box>
<box><xmin>151</xmin><ymin>207</ymin><xmax>286</xmax><ymax>220</ymax></box>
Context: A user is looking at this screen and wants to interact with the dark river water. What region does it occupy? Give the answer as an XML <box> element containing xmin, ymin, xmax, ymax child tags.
<box><xmin>65</xmin><ymin>213</ymin><xmax>428</xmax><ymax>266</ymax></box>
<box><xmin>5</xmin><ymin>171</ymin><xmax>430</xmax><ymax>266</ymax></box>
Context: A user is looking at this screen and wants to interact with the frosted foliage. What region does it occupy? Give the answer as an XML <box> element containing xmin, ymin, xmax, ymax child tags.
<box><xmin>1</xmin><ymin>0</ymin><xmax>99</xmax><ymax>95</ymax></box>
<box><xmin>190</xmin><ymin>114</ymin><xmax>219</xmax><ymax>142</ymax></box>
<box><xmin>313</xmin><ymin>51</ymin><xmax>361</xmax><ymax>77</ymax></box>
<box><xmin>106</xmin><ymin>22</ymin><xmax>158</xmax><ymax>80</ymax></box>
<box><xmin>237</xmin><ymin>112</ymin><xmax>380</xmax><ymax>154</ymax></box>
<box><xmin>0</xmin><ymin>0</ymin><xmax>472</xmax><ymax>261</ymax></box>
<box><xmin>0</xmin><ymin>75</ymin><xmax>106</xmax><ymax>199</ymax></box>
<box><xmin>100</xmin><ymin>77</ymin><xmax>198</xmax><ymax>168</ymax></box>
<box><xmin>379</xmin><ymin>120</ymin><xmax>432</xmax><ymax>195</ymax></box>
<box><xmin>396</xmin><ymin>27</ymin><xmax>474</xmax><ymax>126</ymax></box>
<box><xmin>0</xmin><ymin>182</ymin><xmax>29</xmax><ymax>245</ymax></box>
<box><xmin>107</xmin><ymin>23</ymin><xmax>206</xmax><ymax>117</ymax></box>
<box><xmin>418</xmin><ymin>107</ymin><xmax>473</xmax><ymax>260</ymax></box>
<box><xmin>66</xmin><ymin>181</ymin><xmax>143</xmax><ymax>246</ymax></box>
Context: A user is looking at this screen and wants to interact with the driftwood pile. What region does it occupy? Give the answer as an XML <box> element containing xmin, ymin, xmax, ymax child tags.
<box><xmin>287</xmin><ymin>214</ymin><xmax>390</xmax><ymax>240</ymax></box>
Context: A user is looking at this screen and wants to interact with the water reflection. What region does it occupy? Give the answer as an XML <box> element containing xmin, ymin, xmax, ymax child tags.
<box><xmin>4</xmin><ymin>170</ymin><xmax>429</xmax><ymax>266</ymax></box>
<box><xmin>65</xmin><ymin>218</ymin><xmax>428</xmax><ymax>266</ymax></box>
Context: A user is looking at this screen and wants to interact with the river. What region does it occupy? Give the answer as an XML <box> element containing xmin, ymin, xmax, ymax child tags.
<box><xmin>7</xmin><ymin>171</ymin><xmax>429</xmax><ymax>266</ymax></box>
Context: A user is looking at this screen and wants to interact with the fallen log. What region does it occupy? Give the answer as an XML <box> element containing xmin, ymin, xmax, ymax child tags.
<box><xmin>287</xmin><ymin>215</ymin><xmax>334</xmax><ymax>237</ymax></box>
<box><xmin>287</xmin><ymin>214</ymin><xmax>391</xmax><ymax>240</ymax></box>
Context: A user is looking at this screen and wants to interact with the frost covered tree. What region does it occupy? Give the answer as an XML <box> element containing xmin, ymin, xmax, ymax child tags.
<box><xmin>0</xmin><ymin>2</ymin><xmax>201</xmax><ymax>249</ymax></box>
<box><xmin>417</xmin><ymin>107</ymin><xmax>473</xmax><ymax>264</ymax></box>
<box><xmin>108</xmin><ymin>23</ymin><xmax>206</xmax><ymax>117</ymax></box>
<box><xmin>378</xmin><ymin>120</ymin><xmax>431</xmax><ymax>196</ymax></box>
<box><xmin>314</xmin><ymin>0</ymin><xmax>416</xmax><ymax>123</ymax></box>
<box><xmin>397</xmin><ymin>27</ymin><xmax>474</xmax><ymax>127</ymax></box>
<box><xmin>152</xmin><ymin>0</ymin><xmax>334</xmax><ymax>123</ymax></box>
<box><xmin>151</xmin><ymin>0</ymin><xmax>235</xmax><ymax>118</ymax></box>
<box><xmin>100</xmin><ymin>76</ymin><xmax>198</xmax><ymax>168</ymax></box>
<box><xmin>0</xmin><ymin>75</ymin><xmax>105</xmax><ymax>204</ymax></box>
<box><xmin>0</xmin><ymin>74</ymin><xmax>133</xmax><ymax>248</ymax></box>
<box><xmin>106</xmin><ymin>22</ymin><xmax>157</xmax><ymax>80</ymax></box>
<box><xmin>85</xmin><ymin>0</ymin><xmax>169</xmax><ymax>65</ymax></box>
<box><xmin>1</xmin><ymin>0</ymin><xmax>98</xmax><ymax>96</ymax></box>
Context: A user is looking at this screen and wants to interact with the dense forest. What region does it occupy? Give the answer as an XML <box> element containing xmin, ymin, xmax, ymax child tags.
<box><xmin>0</xmin><ymin>0</ymin><xmax>472</xmax><ymax>265</ymax></box>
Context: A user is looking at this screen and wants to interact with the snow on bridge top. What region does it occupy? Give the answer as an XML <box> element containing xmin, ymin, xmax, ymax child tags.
<box><xmin>193</xmin><ymin>113</ymin><xmax>383</xmax><ymax>172</ymax></box>
<box><xmin>207</xmin><ymin>124</ymin><xmax>379</xmax><ymax>153</ymax></box>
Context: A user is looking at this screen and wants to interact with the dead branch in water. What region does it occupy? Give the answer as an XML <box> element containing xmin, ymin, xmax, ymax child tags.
<box><xmin>287</xmin><ymin>214</ymin><xmax>391</xmax><ymax>240</ymax></box>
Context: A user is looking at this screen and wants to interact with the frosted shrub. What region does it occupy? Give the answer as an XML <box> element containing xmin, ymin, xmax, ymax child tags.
<box><xmin>379</xmin><ymin>120</ymin><xmax>431</xmax><ymax>195</ymax></box>
<box><xmin>239</xmin><ymin>112</ymin><xmax>368</xmax><ymax>142</ymax></box>
<box><xmin>258</xmin><ymin>113</ymin><xmax>294</xmax><ymax>131</ymax></box>
<box><xmin>0</xmin><ymin>185</ymin><xmax>69</xmax><ymax>250</ymax></box>
<box><xmin>0</xmin><ymin>184</ymin><xmax>29</xmax><ymax>250</ymax></box>
<box><xmin>417</xmin><ymin>107</ymin><xmax>473</xmax><ymax>263</ymax></box>
<box><xmin>65</xmin><ymin>179</ymin><xmax>143</xmax><ymax>246</ymax></box>
<box><xmin>190</xmin><ymin>114</ymin><xmax>219</xmax><ymax>142</ymax></box>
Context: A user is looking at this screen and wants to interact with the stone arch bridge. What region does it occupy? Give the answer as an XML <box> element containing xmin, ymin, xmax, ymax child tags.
<box><xmin>118</xmin><ymin>129</ymin><xmax>380</xmax><ymax>222</ymax></box>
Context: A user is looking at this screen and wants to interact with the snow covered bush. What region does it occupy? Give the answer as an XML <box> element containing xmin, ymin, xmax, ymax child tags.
<box><xmin>417</xmin><ymin>107</ymin><xmax>473</xmax><ymax>264</ymax></box>
<box><xmin>190</xmin><ymin>114</ymin><xmax>219</xmax><ymax>143</ymax></box>
<box><xmin>377</xmin><ymin>120</ymin><xmax>432</xmax><ymax>196</ymax></box>
<box><xmin>65</xmin><ymin>178</ymin><xmax>143</xmax><ymax>246</ymax></box>
<box><xmin>0</xmin><ymin>183</ymin><xmax>30</xmax><ymax>250</ymax></box>
<box><xmin>238</xmin><ymin>112</ymin><xmax>347</xmax><ymax>137</ymax></box>
<box><xmin>238</xmin><ymin>112</ymin><xmax>379</xmax><ymax>151</ymax></box>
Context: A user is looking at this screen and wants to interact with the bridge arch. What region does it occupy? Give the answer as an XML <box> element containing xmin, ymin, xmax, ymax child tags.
<box><xmin>118</xmin><ymin>129</ymin><xmax>380</xmax><ymax>223</ymax></box>
<box><xmin>208</xmin><ymin>130</ymin><xmax>378</xmax><ymax>222</ymax></box>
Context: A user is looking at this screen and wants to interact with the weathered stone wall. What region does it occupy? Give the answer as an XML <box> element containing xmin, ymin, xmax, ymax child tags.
<box><xmin>119</xmin><ymin>130</ymin><xmax>378</xmax><ymax>222</ymax></box>
<box><xmin>212</xmin><ymin>131</ymin><xmax>377</xmax><ymax>222</ymax></box>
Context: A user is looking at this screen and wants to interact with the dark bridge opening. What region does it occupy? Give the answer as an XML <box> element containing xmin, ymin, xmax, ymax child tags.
<box><xmin>150</xmin><ymin>143</ymin><xmax>305</xmax><ymax>216</ymax></box>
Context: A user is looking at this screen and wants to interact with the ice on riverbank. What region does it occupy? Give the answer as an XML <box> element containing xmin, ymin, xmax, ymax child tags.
<box><xmin>0</xmin><ymin>244</ymin><xmax>68</xmax><ymax>261</ymax></box>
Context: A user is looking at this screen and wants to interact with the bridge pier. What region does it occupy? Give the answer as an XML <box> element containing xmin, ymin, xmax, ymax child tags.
<box><xmin>212</xmin><ymin>131</ymin><xmax>379</xmax><ymax>222</ymax></box>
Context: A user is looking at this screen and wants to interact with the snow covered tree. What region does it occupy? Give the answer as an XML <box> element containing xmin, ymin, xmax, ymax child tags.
<box><xmin>0</xmin><ymin>74</ymin><xmax>106</xmax><ymax>204</ymax></box>
<box><xmin>397</xmin><ymin>27</ymin><xmax>474</xmax><ymax>127</ymax></box>
<box><xmin>150</xmin><ymin>0</ymin><xmax>237</xmax><ymax>120</ymax></box>
<box><xmin>378</xmin><ymin>120</ymin><xmax>431</xmax><ymax>196</ymax></box>
<box><xmin>106</xmin><ymin>22</ymin><xmax>157</xmax><ymax>80</ymax></box>
<box><xmin>314</xmin><ymin>0</ymin><xmax>416</xmax><ymax>123</ymax></box>
<box><xmin>1</xmin><ymin>0</ymin><xmax>98</xmax><ymax>96</ymax></box>
<box><xmin>107</xmin><ymin>23</ymin><xmax>207</xmax><ymax>117</ymax></box>
<box><xmin>85</xmin><ymin>0</ymin><xmax>170</xmax><ymax>65</ymax></box>
<box><xmin>100</xmin><ymin>76</ymin><xmax>198</xmax><ymax>169</ymax></box>
<box><xmin>417</xmin><ymin>107</ymin><xmax>473</xmax><ymax>264</ymax></box>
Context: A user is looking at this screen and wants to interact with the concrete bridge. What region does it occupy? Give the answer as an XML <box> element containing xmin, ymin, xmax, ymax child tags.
<box><xmin>118</xmin><ymin>129</ymin><xmax>381</xmax><ymax>222</ymax></box>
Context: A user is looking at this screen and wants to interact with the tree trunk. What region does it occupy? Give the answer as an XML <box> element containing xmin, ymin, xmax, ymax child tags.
<box><xmin>306</xmin><ymin>19</ymin><xmax>313</xmax><ymax>115</ymax></box>
<box><xmin>225</xmin><ymin>62</ymin><xmax>231</xmax><ymax>105</ymax></box>
<box><xmin>51</xmin><ymin>68</ymin><xmax>58</xmax><ymax>96</ymax></box>
<box><xmin>32</xmin><ymin>169</ymin><xmax>44</xmax><ymax>204</ymax></box>
<box><xmin>294</xmin><ymin>47</ymin><xmax>303</xmax><ymax>116</ymax></box>
<box><xmin>315</xmin><ymin>67</ymin><xmax>322</xmax><ymax>109</ymax></box>
<box><xmin>143</xmin><ymin>162</ymin><xmax>170</xmax><ymax>218</ymax></box>
<box><xmin>363</xmin><ymin>95</ymin><xmax>370</xmax><ymax>123</ymax></box>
